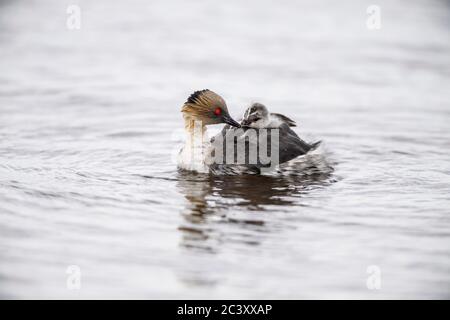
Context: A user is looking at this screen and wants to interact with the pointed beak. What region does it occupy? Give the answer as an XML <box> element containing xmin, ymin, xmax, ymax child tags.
<box><xmin>241</xmin><ymin>114</ymin><xmax>260</xmax><ymax>127</ymax></box>
<box><xmin>223</xmin><ymin>115</ymin><xmax>241</xmax><ymax>128</ymax></box>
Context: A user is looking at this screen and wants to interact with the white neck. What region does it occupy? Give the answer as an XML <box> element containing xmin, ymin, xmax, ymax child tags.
<box><xmin>177</xmin><ymin>118</ymin><xmax>210</xmax><ymax>173</ymax></box>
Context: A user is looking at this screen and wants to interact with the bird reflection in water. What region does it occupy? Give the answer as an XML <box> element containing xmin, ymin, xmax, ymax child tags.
<box><xmin>176</xmin><ymin>153</ymin><xmax>335</xmax><ymax>253</ymax></box>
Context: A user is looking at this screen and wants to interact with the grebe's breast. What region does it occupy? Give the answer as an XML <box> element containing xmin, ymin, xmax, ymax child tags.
<box><xmin>177</xmin><ymin>129</ymin><xmax>211</xmax><ymax>173</ymax></box>
<box><xmin>177</xmin><ymin>144</ymin><xmax>210</xmax><ymax>173</ymax></box>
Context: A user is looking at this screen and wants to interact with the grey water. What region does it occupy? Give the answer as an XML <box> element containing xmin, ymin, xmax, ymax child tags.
<box><xmin>0</xmin><ymin>0</ymin><xmax>449</xmax><ymax>299</ymax></box>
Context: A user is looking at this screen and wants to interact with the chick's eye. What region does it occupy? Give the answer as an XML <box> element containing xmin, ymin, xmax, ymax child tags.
<box><xmin>214</xmin><ymin>108</ymin><xmax>222</xmax><ymax>116</ymax></box>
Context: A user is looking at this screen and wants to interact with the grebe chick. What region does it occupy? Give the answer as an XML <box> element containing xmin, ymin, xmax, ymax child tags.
<box><xmin>241</xmin><ymin>102</ymin><xmax>296</xmax><ymax>128</ymax></box>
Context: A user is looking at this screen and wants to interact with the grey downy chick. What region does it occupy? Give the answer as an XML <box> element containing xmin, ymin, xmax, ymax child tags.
<box><xmin>241</xmin><ymin>103</ymin><xmax>296</xmax><ymax>128</ymax></box>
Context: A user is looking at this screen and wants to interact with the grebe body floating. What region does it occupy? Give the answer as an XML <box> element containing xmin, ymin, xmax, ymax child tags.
<box><xmin>177</xmin><ymin>90</ymin><xmax>320</xmax><ymax>174</ymax></box>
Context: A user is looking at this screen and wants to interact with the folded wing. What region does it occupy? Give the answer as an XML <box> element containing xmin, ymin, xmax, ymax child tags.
<box><xmin>270</xmin><ymin>113</ymin><xmax>296</xmax><ymax>127</ymax></box>
<box><xmin>209</xmin><ymin>124</ymin><xmax>320</xmax><ymax>174</ymax></box>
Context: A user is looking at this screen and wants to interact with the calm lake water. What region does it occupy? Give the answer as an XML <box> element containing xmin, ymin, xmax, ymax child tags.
<box><xmin>0</xmin><ymin>0</ymin><xmax>449</xmax><ymax>299</ymax></box>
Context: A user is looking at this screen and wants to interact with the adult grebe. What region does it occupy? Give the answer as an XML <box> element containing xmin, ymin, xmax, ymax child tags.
<box><xmin>177</xmin><ymin>89</ymin><xmax>240</xmax><ymax>173</ymax></box>
<box><xmin>178</xmin><ymin>91</ymin><xmax>321</xmax><ymax>175</ymax></box>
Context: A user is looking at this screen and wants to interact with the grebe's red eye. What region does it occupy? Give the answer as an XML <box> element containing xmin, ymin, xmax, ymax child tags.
<box><xmin>214</xmin><ymin>108</ymin><xmax>222</xmax><ymax>116</ymax></box>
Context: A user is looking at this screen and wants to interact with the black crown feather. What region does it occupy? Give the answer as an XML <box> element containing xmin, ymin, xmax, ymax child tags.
<box><xmin>186</xmin><ymin>89</ymin><xmax>209</xmax><ymax>104</ymax></box>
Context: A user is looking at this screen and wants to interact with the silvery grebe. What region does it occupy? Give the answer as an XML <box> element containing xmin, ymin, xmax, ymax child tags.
<box><xmin>178</xmin><ymin>91</ymin><xmax>321</xmax><ymax>174</ymax></box>
<box><xmin>241</xmin><ymin>102</ymin><xmax>296</xmax><ymax>128</ymax></box>
<box><xmin>239</xmin><ymin>102</ymin><xmax>321</xmax><ymax>161</ymax></box>
<box><xmin>177</xmin><ymin>89</ymin><xmax>240</xmax><ymax>173</ymax></box>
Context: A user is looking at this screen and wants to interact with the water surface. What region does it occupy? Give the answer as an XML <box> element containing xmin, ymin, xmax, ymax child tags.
<box><xmin>0</xmin><ymin>0</ymin><xmax>449</xmax><ymax>298</ymax></box>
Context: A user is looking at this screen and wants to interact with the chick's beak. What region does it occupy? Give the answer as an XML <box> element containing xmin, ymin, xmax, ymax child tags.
<box><xmin>241</xmin><ymin>114</ymin><xmax>259</xmax><ymax>127</ymax></box>
<box><xmin>223</xmin><ymin>115</ymin><xmax>241</xmax><ymax>128</ymax></box>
